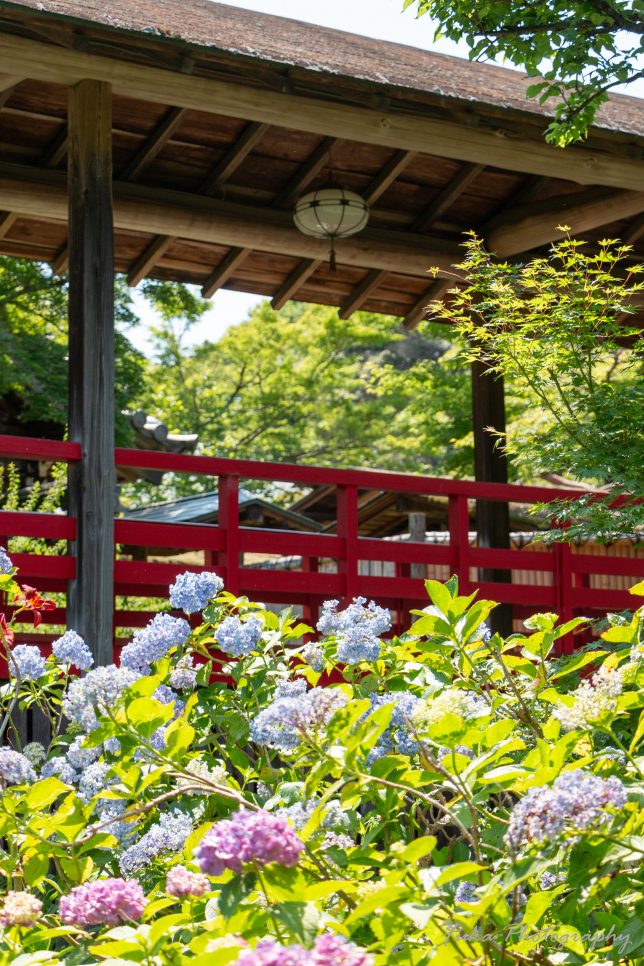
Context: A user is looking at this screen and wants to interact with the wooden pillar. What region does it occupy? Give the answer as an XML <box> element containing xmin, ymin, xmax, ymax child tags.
<box><xmin>66</xmin><ymin>80</ymin><xmax>115</xmax><ymax>665</ymax></box>
<box><xmin>471</xmin><ymin>360</ymin><xmax>512</xmax><ymax>636</ymax></box>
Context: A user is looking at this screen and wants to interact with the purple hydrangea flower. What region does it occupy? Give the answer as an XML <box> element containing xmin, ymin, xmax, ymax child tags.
<box><xmin>9</xmin><ymin>644</ymin><xmax>46</xmax><ymax>681</ymax></box>
<box><xmin>215</xmin><ymin>615</ymin><xmax>264</xmax><ymax>658</ymax></box>
<box><xmin>251</xmin><ymin>684</ymin><xmax>347</xmax><ymax>753</ymax></box>
<box><xmin>0</xmin><ymin>747</ymin><xmax>37</xmax><ymax>785</ymax></box>
<box><xmin>317</xmin><ymin>597</ymin><xmax>391</xmax><ymax>665</ymax></box>
<box><xmin>165</xmin><ymin>865</ymin><xmax>210</xmax><ymax>898</ymax></box>
<box><xmin>119</xmin><ymin>810</ymin><xmax>193</xmax><ymax>875</ymax></box>
<box><xmin>169</xmin><ymin>570</ymin><xmax>224</xmax><ymax>614</ymax></box>
<box><xmin>59</xmin><ymin>878</ymin><xmax>146</xmax><ymax>927</ymax></box>
<box><xmin>505</xmin><ymin>770</ymin><xmax>627</xmax><ymax>852</ymax></box>
<box><xmin>63</xmin><ymin>664</ymin><xmax>140</xmax><ymax>733</ymax></box>
<box><xmin>454</xmin><ymin>881</ymin><xmax>477</xmax><ymax>903</ymax></box>
<box><xmin>0</xmin><ymin>546</ymin><xmax>12</xmax><ymax>575</ymax></box>
<box><xmin>120</xmin><ymin>613</ymin><xmax>191</xmax><ymax>674</ymax></box>
<box><xmin>52</xmin><ymin>630</ymin><xmax>94</xmax><ymax>671</ymax></box>
<box><xmin>195</xmin><ymin>808</ymin><xmax>303</xmax><ymax>876</ymax></box>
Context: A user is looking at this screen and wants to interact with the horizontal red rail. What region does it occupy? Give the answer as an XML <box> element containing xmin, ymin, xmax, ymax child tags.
<box><xmin>1</xmin><ymin>436</ymin><xmax>641</xmax><ymax>655</ymax></box>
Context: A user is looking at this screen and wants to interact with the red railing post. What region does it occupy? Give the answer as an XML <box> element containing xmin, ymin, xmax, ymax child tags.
<box><xmin>337</xmin><ymin>484</ymin><xmax>359</xmax><ymax>604</ymax></box>
<box><xmin>553</xmin><ymin>540</ymin><xmax>575</xmax><ymax>654</ymax></box>
<box><xmin>448</xmin><ymin>494</ymin><xmax>471</xmax><ymax>594</ymax></box>
<box><xmin>218</xmin><ymin>475</ymin><xmax>240</xmax><ymax>596</ymax></box>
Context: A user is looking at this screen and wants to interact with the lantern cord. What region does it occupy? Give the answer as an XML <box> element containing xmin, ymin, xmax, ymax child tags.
<box><xmin>329</xmin><ymin>236</ymin><xmax>337</xmax><ymax>272</ymax></box>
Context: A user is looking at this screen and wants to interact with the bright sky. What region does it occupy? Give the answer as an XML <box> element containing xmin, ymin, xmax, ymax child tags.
<box><xmin>128</xmin><ymin>0</ymin><xmax>643</xmax><ymax>355</ymax></box>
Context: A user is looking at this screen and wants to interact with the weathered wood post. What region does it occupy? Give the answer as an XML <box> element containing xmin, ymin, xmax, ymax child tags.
<box><xmin>471</xmin><ymin>360</ymin><xmax>513</xmax><ymax>636</ymax></box>
<box><xmin>66</xmin><ymin>80</ymin><xmax>115</xmax><ymax>665</ymax></box>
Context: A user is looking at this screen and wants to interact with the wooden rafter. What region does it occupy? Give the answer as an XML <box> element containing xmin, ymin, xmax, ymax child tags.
<box><xmin>40</xmin><ymin>125</ymin><xmax>68</xmax><ymax>167</ymax></box>
<box><xmin>624</xmin><ymin>212</ymin><xmax>644</xmax><ymax>246</ymax></box>
<box><xmin>199</xmin><ymin>122</ymin><xmax>269</xmax><ymax>194</ymax></box>
<box><xmin>0</xmin><ymin>211</ymin><xmax>17</xmax><ymax>238</ymax></box>
<box><xmin>337</xmin><ymin>156</ymin><xmax>474</xmax><ymax>319</ymax></box>
<box><xmin>339</xmin><ymin>269</ymin><xmax>387</xmax><ymax>319</ymax></box>
<box><xmin>412</xmin><ymin>163</ymin><xmax>484</xmax><ymax>233</ymax></box>
<box><xmin>363</xmin><ymin>150</ymin><xmax>416</xmax><ymax>207</ymax></box>
<box><xmin>486</xmin><ymin>186</ymin><xmax>644</xmax><ymax>256</ymax></box>
<box><xmin>121</xmin><ymin>106</ymin><xmax>187</xmax><ymax>182</ymax></box>
<box><xmin>403</xmin><ymin>279</ymin><xmax>451</xmax><ymax>330</ymax></box>
<box><xmin>271</xmin><ymin>259</ymin><xmax>322</xmax><ymax>310</ymax></box>
<box><xmin>129</xmin><ymin>121</ymin><xmax>271</xmax><ymax>288</ymax></box>
<box><xmin>199</xmin><ymin>135</ymin><xmax>339</xmax><ymax>299</ymax></box>
<box><xmin>2</xmin><ymin>34</ymin><xmax>641</xmax><ymax>191</ymax></box>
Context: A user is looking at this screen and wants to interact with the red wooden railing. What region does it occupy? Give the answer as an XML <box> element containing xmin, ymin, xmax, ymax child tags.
<box><xmin>0</xmin><ymin>435</ymin><xmax>642</xmax><ymax>654</ymax></box>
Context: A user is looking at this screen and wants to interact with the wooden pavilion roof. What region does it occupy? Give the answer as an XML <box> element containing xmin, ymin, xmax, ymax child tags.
<box><xmin>0</xmin><ymin>0</ymin><xmax>642</xmax><ymax>325</ymax></box>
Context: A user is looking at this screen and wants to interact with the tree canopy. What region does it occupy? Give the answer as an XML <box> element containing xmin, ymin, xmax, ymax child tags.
<box><xmin>404</xmin><ymin>0</ymin><xmax>644</xmax><ymax>143</ymax></box>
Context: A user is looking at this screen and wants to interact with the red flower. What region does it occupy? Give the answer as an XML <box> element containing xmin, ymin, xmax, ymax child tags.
<box><xmin>0</xmin><ymin>613</ymin><xmax>14</xmax><ymax>646</ymax></box>
<box><xmin>13</xmin><ymin>585</ymin><xmax>56</xmax><ymax>628</ymax></box>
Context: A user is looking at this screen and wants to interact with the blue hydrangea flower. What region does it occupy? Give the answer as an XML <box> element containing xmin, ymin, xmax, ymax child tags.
<box><xmin>62</xmin><ymin>664</ymin><xmax>140</xmax><ymax>733</ymax></box>
<box><xmin>317</xmin><ymin>597</ymin><xmax>391</xmax><ymax>665</ymax></box>
<box><xmin>52</xmin><ymin>630</ymin><xmax>94</xmax><ymax>671</ymax></box>
<box><xmin>119</xmin><ymin>810</ymin><xmax>193</xmax><ymax>875</ymax></box>
<box><xmin>0</xmin><ymin>747</ymin><xmax>37</xmax><ymax>785</ymax></box>
<box><xmin>77</xmin><ymin>761</ymin><xmax>116</xmax><ymax>805</ymax></box>
<box><xmin>42</xmin><ymin>756</ymin><xmax>78</xmax><ymax>787</ymax></box>
<box><xmin>251</xmin><ymin>684</ymin><xmax>347</xmax><ymax>754</ymax></box>
<box><xmin>22</xmin><ymin>742</ymin><xmax>46</xmax><ymax>768</ymax></box>
<box><xmin>120</xmin><ymin>613</ymin><xmax>191</xmax><ymax>673</ymax></box>
<box><xmin>454</xmin><ymin>882</ymin><xmax>478</xmax><ymax>903</ymax></box>
<box><xmin>366</xmin><ymin>691</ymin><xmax>420</xmax><ymax>763</ymax></box>
<box><xmin>9</xmin><ymin>644</ymin><xmax>46</xmax><ymax>681</ymax></box>
<box><xmin>153</xmin><ymin>685</ymin><xmax>185</xmax><ymax>718</ymax></box>
<box><xmin>0</xmin><ymin>546</ymin><xmax>12</xmax><ymax>574</ymax></box>
<box><xmin>301</xmin><ymin>642</ymin><xmax>325</xmax><ymax>672</ymax></box>
<box><xmin>215</xmin><ymin>615</ymin><xmax>263</xmax><ymax>658</ymax></box>
<box><xmin>66</xmin><ymin>736</ymin><xmax>100</xmax><ymax>771</ymax></box>
<box><xmin>169</xmin><ymin>656</ymin><xmax>198</xmax><ymax>691</ymax></box>
<box><xmin>169</xmin><ymin>571</ymin><xmax>224</xmax><ymax>614</ymax></box>
<box><xmin>506</xmin><ymin>770</ymin><xmax>627</xmax><ymax>852</ymax></box>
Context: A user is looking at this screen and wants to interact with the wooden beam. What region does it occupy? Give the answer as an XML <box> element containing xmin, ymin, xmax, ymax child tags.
<box><xmin>339</xmin><ymin>269</ymin><xmax>387</xmax><ymax>319</ymax></box>
<box><xmin>202</xmin><ymin>247</ymin><xmax>251</xmax><ymax>298</ymax></box>
<box><xmin>413</xmin><ymin>163</ymin><xmax>484</xmax><ymax>232</ymax></box>
<box><xmin>199</xmin><ymin>122</ymin><xmax>269</xmax><ymax>194</ymax></box>
<box><xmin>624</xmin><ymin>212</ymin><xmax>644</xmax><ymax>245</ymax></box>
<box><xmin>403</xmin><ymin>279</ymin><xmax>451</xmax><ymax>330</ymax></box>
<box><xmin>0</xmin><ymin>163</ymin><xmax>461</xmax><ymax>277</ymax></box>
<box><xmin>272</xmin><ymin>136</ymin><xmax>337</xmax><ymax>209</ymax></box>
<box><xmin>66</xmin><ymin>79</ymin><xmax>115</xmax><ymax>666</ymax></box>
<box><xmin>364</xmin><ymin>150</ymin><xmax>416</xmax><ymax>206</ymax></box>
<box><xmin>127</xmin><ymin>235</ymin><xmax>173</xmax><ymax>287</ymax></box>
<box><xmin>121</xmin><ymin>106</ymin><xmax>187</xmax><ymax>182</ymax></box>
<box><xmin>271</xmin><ymin>259</ymin><xmax>322</xmax><ymax>310</ymax></box>
<box><xmin>0</xmin><ymin>75</ymin><xmax>21</xmax><ymax>109</ymax></box>
<box><xmin>3</xmin><ymin>35</ymin><xmax>637</xmax><ymax>190</ymax></box>
<box><xmin>487</xmin><ymin>187</ymin><xmax>644</xmax><ymax>256</ymax></box>
<box><xmin>52</xmin><ymin>243</ymin><xmax>68</xmax><ymax>276</ymax></box>
<box><xmin>471</xmin><ymin>359</ymin><xmax>512</xmax><ymax>635</ymax></box>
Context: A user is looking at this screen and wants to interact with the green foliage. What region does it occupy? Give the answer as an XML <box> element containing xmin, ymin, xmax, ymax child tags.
<box><xmin>133</xmin><ymin>301</ymin><xmax>466</xmax><ymax>495</ymax></box>
<box><xmin>0</xmin><ymin>558</ymin><xmax>643</xmax><ymax>964</ymax></box>
<box><xmin>0</xmin><ymin>258</ymin><xmax>208</xmax><ymax>446</ymax></box>
<box><xmin>428</xmin><ymin>234</ymin><xmax>644</xmax><ymax>539</ymax></box>
<box><xmin>0</xmin><ymin>462</ymin><xmax>67</xmax><ymax>556</ymax></box>
<box><xmin>404</xmin><ymin>0</ymin><xmax>644</xmax><ymax>143</ymax></box>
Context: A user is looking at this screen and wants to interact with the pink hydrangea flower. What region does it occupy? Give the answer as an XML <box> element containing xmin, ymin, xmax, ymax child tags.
<box><xmin>59</xmin><ymin>878</ymin><xmax>146</xmax><ymax>927</ymax></box>
<box><xmin>233</xmin><ymin>935</ymin><xmax>373</xmax><ymax>965</ymax></box>
<box><xmin>196</xmin><ymin>808</ymin><xmax>303</xmax><ymax>876</ymax></box>
<box><xmin>0</xmin><ymin>890</ymin><xmax>42</xmax><ymax>927</ymax></box>
<box><xmin>165</xmin><ymin>865</ymin><xmax>210</xmax><ymax>898</ymax></box>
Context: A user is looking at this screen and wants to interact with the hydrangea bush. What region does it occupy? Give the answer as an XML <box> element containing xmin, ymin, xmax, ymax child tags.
<box><xmin>0</xmin><ymin>551</ymin><xmax>642</xmax><ymax>965</ymax></box>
